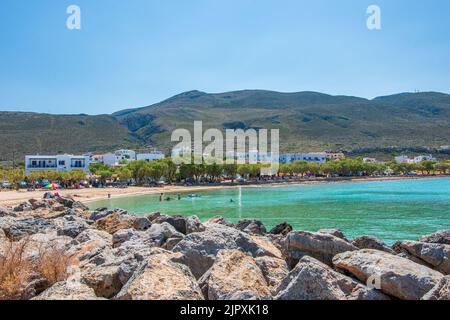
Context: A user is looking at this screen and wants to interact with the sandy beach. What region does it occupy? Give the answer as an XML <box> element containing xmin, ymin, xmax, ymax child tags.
<box><xmin>0</xmin><ymin>175</ymin><xmax>446</xmax><ymax>207</ymax></box>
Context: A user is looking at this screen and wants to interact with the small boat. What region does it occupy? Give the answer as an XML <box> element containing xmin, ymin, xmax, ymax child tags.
<box><xmin>187</xmin><ymin>194</ymin><xmax>200</xmax><ymax>199</ymax></box>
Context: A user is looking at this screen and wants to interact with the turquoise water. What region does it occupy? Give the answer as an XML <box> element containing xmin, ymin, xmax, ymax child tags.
<box><xmin>88</xmin><ymin>178</ymin><xmax>450</xmax><ymax>244</ymax></box>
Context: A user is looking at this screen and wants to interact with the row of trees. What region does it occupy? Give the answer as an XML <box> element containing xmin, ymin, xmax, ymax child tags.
<box><xmin>1</xmin><ymin>158</ymin><xmax>450</xmax><ymax>189</ymax></box>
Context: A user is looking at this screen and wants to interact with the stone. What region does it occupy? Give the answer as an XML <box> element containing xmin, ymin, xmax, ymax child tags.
<box><xmin>275</xmin><ymin>256</ymin><xmax>389</xmax><ymax>300</ymax></box>
<box><xmin>0</xmin><ymin>216</ymin><xmax>56</xmax><ymax>241</ymax></box>
<box><xmin>32</xmin><ymin>280</ymin><xmax>102</xmax><ymax>300</ymax></box>
<box><xmin>351</xmin><ymin>235</ymin><xmax>394</xmax><ymax>254</ymax></box>
<box><xmin>81</xmin><ymin>264</ymin><xmax>124</xmax><ymax>298</ymax></box>
<box><xmin>93</xmin><ymin>213</ymin><xmax>134</xmax><ymax>234</ymax></box>
<box><xmin>173</xmin><ymin>223</ymin><xmax>283</xmax><ymax>279</ymax></box>
<box><xmin>255</xmin><ymin>256</ymin><xmax>289</xmax><ymax>294</ymax></box>
<box><xmin>153</xmin><ymin>215</ymin><xmax>204</xmax><ymax>235</ymax></box>
<box><xmin>115</xmin><ymin>250</ymin><xmax>203</xmax><ymax>300</ymax></box>
<box><xmin>147</xmin><ymin>212</ymin><xmax>161</xmax><ymax>222</ymax></box>
<box><xmin>269</xmin><ymin>222</ymin><xmax>292</xmax><ymax>236</ymax></box>
<box><xmin>333</xmin><ymin>249</ymin><xmax>444</xmax><ymax>300</ymax></box>
<box><xmin>318</xmin><ymin>229</ymin><xmax>348</xmax><ymax>241</ymax></box>
<box><xmin>112</xmin><ymin>228</ymin><xmax>139</xmax><ymax>248</ymax></box>
<box><xmin>90</xmin><ymin>208</ymin><xmax>128</xmax><ymax>221</ymax></box>
<box><xmin>422</xmin><ymin>276</ymin><xmax>450</xmax><ymax>300</ymax></box>
<box><xmin>56</xmin><ymin>217</ymin><xmax>89</xmax><ymax>238</ymax></box>
<box><xmin>199</xmin><ymin>250</ymin><xmax>271</xmax><ymax>300</ymax></box>
<box><xmin>13</xmin><ymin>202</ymin><xmax>32</xmax><ymax>212</ymax></box>
<box><xmin>144</xmin><ymin>222</ymin><xmax>184</xmax><ymax>247</ymax></box>
<box><xmin>204</xmin><ymin>216</ymin><xmax>234</xmax><ymax>228</ymax></box>
<box><xmin>29</xmin><ymin>199</ymin><xmax>52</xmax><ymax>210</ymax></box>
<box><xmin>393</xmin><ymin>241</ymin><xmax>450</xmax><ymax>275</ymax></box>
<box><xmin>419</xmin><ymin>230</ymin><xmax>450</xmax><ymax>245</ymax></box>
<box><xmin>283</xmin><ymin>230</ymin><xmax>358</xmax><ymax>267</ymax></box>
<box><xmin>0</xmin><ymin>207</ymin><xmax>17</xmax><ymax>217</ymax></box>
<box><xmin>130</xmin><ymin>216</ymin><xmax>151</xmax><ymax>231</ymax></box>
<box><xmin>236</xmin><ymin>219</ymin><xmax>267</xmax><ymax>235</ymax></box>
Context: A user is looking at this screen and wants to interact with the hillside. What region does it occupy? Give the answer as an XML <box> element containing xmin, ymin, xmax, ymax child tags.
<box><xmin>2</xmin><ymin>90</ymin><xmax>450</xmax><ymax>161</ymax></box>
<box><xmin>0</xmin><ymin>112</ymin><xmax>138</xmax><ymax>162</ymax></box>
<box><xmin>114</xmin><ymin>90</ymin><xmax>450</xmax><ymax>154</ymax></box>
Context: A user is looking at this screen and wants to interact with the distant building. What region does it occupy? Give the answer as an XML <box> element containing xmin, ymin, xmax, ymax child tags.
<box><xmin>326</xmin><ymin>152</ymin><xmax>345</xmax><ymax>161</ymax></box>
<box><xmin>363</xmin><ymin>157</ymin><xmax>377</xmax><ymax>163</ymax></box>
<box><xmin>395</xmin><ymin>154</ymin><xmax>436</xmax><ymax>164</ymax></box>
<box><xmin>280</xmin><ymin>153</ymin><xmax>328</xmax><ymax>164</ymax></box>
<box><xmin>136</xmin><ymin>151</ymin><xmax>165</xmax><ymax>162</ymax></box>
<box><xmin>25</xmin><ymin>155</ymin><xmax>90</xmax><ymax>175</ymax></box>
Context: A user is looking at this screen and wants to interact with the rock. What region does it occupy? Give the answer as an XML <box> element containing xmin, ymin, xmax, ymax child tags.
<box><xmin>199</xmin><ymin>250</ymin><xmax>271</xmax><ymax>300</ymax></box>
<box><xmin>173</xmin><ymin>223</ymin><xmax>282</xmax><ymax>279</ymax></box>
<box><xmin>74</xmin><ymin>228</ymin><xmax>113</xmax><ymax>245</ymax></box>
<box><xmin>318</xmin><ymin>229</ymin><xmax>348</xmax><ymax>241</ymax></box>
<box><xmin>32</xmin><ymin>280</ymin><xmax>102</xmax><ymax>300</ymax></box>
<box><xmin>0</xmin><ymin>207</ymin><xmax>17</xmax><ymax>217</ymax></box>
<box><xmin>115</xmin><ymin>250</ymin><xmax>203</xmax><ymax>300</ymax></box>
<box><xmin>0</xmin><ymin>216</ymin><xmax>56</xmax><ymax>241</ymax></box>
<box><xmin>56</xmin><ymin>217</ymin><xmax>89</xmax><ymax>238</ymax></box>
<box><xmin>93</xmin><ymin>213</ymin><xmax>134</xmax><ymax>234</ymax></box>
<box><xmin>153</xmin><ymin>215</ymin><xmax>204</xmax><ymax>235</ymax></box>
<box><xmin>68</xmin><ymin>229</ymin><xmax>113</xmax><ymax>266</ymax></box>
<box><xmin>255</xmin><ymin>256</ymin><xmax>289</xmax><ymax>294</ymax></box>
<box><xmin>333</xmin><ymin>249</ymin><xmax>444</xmax><ymax>300</ymax></box>
<box><xmin>162</xmin><ymin>237</ymin><xmax>184</xmax><ymax>251</ymax></box>
<box><xmin>112</xmin><ymin>228</ymin><xmax>138</xmax><ymax>248</ymax></box>
<box><xmin>55</xmin><ymin>196</ymin><xmax>87</xmax><ymax>210</ymax></box>
<box><xmin>283</xmin><ymin>230</ymin><xmax>358</xmax><ymax>267</ymax></box>
<box><xmin>144</xmin><ymin>222</ymin><xmax>184</xmax><ymax>246</ymax></box>
<box><xmin>90</xmin><ymin>208</ymin><xmax>127</xmax><ymax>221</ymax></box>
<box><xmin>419</xmin><ymin>230</ymin><xmax>450</xmax><ymax>245</ymax></box>
<box><xmin>275</xmin><ymin>256</ymin><xmax>389</xmax><ymax>300</ymax></box>
<box><xmin>351</xmin><ymin>236</ymin><xmax>394</xmax><ymax>254</ymax></box>
<box><xmin>81</xmin><ymin>264</ymin><xmax>124</xmax><ymax>298</ymax></box>
<box><xmin>29</xmin><ymin>199</ymin><xmax>52</xmax><ymax>210</ymax></box>
<box><xmin>147</xmin><ymin>212</ymin><xmax>161</xmax><ymax>222</ymax></box>
<box><xmin>393</xmin><ymin>241</ymin><xmax>450</xmax><ymax>275</ymax></box>
<box><xmin>422</xmin><ymin>276</ymin><xmax>450</xmax><ymax>300</ymax></box>
<box><xmin>13</xmin><ymin>202</ymin><xmax>32</xmax><ymax>212</ymax></box>
<box><xmin>269</xmin><ymin>222</ymin><xmax>292</xmax><ymax>236</ymax></box>
<box><xmin>130</xmin><ymin>216</ymin><xmax>151</xmax><ymax>231</ymax></box>
<box><xmin>250</xmin><ymin>235</ymin><xmax>283</xmax><ymax>259</ymax></box>
<box><xmin>236</xmin><ymin>219</ymin><xmax>267</xmax><ymax>235</ymax></box>
<box><xmin>204</xmin><ymin>216</ymin><xmax>234</xmax><ymax>228</ymax></box>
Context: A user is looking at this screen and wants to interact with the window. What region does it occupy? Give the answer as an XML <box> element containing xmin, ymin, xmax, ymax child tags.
<box><xmin>58</xmin><ymin>161</ymin><xmax>66</xmax><ymax>166</ymax></box>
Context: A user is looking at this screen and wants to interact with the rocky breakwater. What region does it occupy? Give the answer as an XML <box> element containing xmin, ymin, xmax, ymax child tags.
<box><xmin>1</xmin><ymin>199</ymin><xmax>449</xmax><ymax>300</ymax></box>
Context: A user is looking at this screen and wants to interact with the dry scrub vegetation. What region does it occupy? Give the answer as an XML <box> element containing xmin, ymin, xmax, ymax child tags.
<box><xmin>0</xmin><ymin>237</ymin><xmax>71</xmax><ymax>300</ymax></box>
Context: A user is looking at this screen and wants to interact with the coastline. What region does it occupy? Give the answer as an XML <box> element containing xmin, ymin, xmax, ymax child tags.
<box><xmin>0</xmin><ymin>174</ymin><xmax>448</xmax><ymax>207</ymax></box>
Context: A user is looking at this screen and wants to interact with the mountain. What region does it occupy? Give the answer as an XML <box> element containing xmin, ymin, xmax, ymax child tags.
<box><xmin>2</xmin><ymin>90</ymin><xmax>450</xmax><ymax>161</ymax></box>
<box><xmin>113</xmin><ymin>90</ymin><xmax>450</xmax><ymax>154</ymax></box>
<box><xmin>0</xmin><ymin>112</ymin><xmax>138</xmax><ymax>162</ymax></box>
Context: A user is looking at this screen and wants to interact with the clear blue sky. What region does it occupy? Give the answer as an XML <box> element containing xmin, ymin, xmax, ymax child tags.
<box><xmin>1</xmin><ymin>0</ymin><xmax>449</xmax><ymax>115</ymax></box>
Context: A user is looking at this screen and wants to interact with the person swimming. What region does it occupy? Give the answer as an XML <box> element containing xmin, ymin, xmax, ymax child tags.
<box><xmin>230</xmin><ymin>199</ymin><xmax>235</xmax><ymax>203</ymax></box>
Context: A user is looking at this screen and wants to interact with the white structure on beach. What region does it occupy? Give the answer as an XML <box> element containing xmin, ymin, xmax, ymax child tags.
<box><xmin>136</xmin><ymin>151</ymin><xmax>165</xmax><ymax>162</ymax></box>
<box><xmin>395</xmin><ymin>154</ymin><xmax>436</xmax><ymax>164</ymax></box>
<box><xmin>280</xmin><ymin>153</ymin><xmax>328</xmax><ymax>164</ymax></box>
<box><xmin>93</xmin><ymin>149</ymin><xmax>166</xmax><ymax>167</ymax></box>
<box><xmin>25</xmin><ymin>155</ymin><xmax>90</xmax><ymax>175</ymax></box>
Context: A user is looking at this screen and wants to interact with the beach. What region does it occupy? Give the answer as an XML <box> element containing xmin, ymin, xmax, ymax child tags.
<box><xmin>0</xmin><ymin>175</ymin><xmax>445</xmax><ymax>207</ymax></box>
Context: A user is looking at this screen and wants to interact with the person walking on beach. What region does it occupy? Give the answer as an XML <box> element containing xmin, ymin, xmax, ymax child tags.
<box><xmin>160</xmin><ymin>193</ymin><xmax>164</xmax><ymax>202</ymax></box>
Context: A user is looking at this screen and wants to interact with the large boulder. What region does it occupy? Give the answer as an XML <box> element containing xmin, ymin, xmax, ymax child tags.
<box><xmin>32</xmin><ymin>280</ymin><xmax>102</xmax><ymax>300</ymax></box>
<box><xmin>204</xmin><ymin>216</ymin><xmax>234</xmax><ymax>228</ymax></box>
<box><xmin>283</xmin><ymin>230</ymin><xmax>358</xmax><ymax>267</ymax></box>
<box><xmin>199</xmin><ymin>250</ymin><xmax>271</xmax><ymax>300</ymax></box>
<box><xmin>13</xmin><ymin>202</ymin><xmax>33</xmax><ymax>212</ymax></box>
<box><xmin>419</xmin><ymin>230</ymin><xmax>450</xmax><ymax>245</ymax></box>
<box><xmin>393</xmin><ymin>241</ymin><xmax>450</xmax><ymax>275</ymax></box>
<box><xmin>351</xmin><ymin>236</ymin><xmax>394</xmax><ymax>254</ymax></box>
<box><xmin>333</xmin><ymin>249</ymin><xmax>444</xmax><ymax>300</ymax></box>
<box><xmin>422</xmin><ymin>276</ymin><xmax>450</xmax><ymax>300</ymax></box>
<box><xmin>93</xmin><ymin>213</ymin><xmax>134</xmax><ymax>234</ymax></box>
<box><xmin>173</xmin><ymin>223</ymin><xmax>282</xmax><ymax>279</ymax></box>
<box><xmin>0</xmin><ymin>207</ymin><xmax>17</xmax><ymax>217</ymax></box>
<box><xmin>269</xmin><ymin>222</ymin><xmax>292</xmax><ymax>236</ymax></box>
<box><xmin>255</xmin><ymin>256</ymin><xmax>289</xmax><ymax>294</ymax></box>
<box><xmin>153</xmin><ymin>215</ymin><xmax>205</xmax><ymax>235</ymax></box>
<box><xmin>90</xmin><ymin>208</ymin><xmax>128</xmax><ymax>221</ymax></box>
<box><xmin>275</xmin><ymin>256</ymin><xmax>389</xmax><ymax>300</ymax></box>
<box><xmin>318</xmin><ymin>229</ymin><xmax>348</xmax><ymax>241</ymax></box>
<box><xmin>0</xmin><ymin>216</ymin><xmax>56</xmax><ymax>241</ymax></box>
<box><xmin>235</xmin><ymin>219</ymin><xmax>267</xmax><ymax>235</ymax></box>
<box><xmin>115</xmin><ymin>250</ymin><xmax>203</xmax><ymax>300</ymax></box>
<box><xmin>56</xmin><ymin>216</ymin><xmax>89</xmax><ymax>238</ymax></box>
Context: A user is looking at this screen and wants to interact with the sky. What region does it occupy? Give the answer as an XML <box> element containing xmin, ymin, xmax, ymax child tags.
<box><xmin>1</xmin><ymin>0</ymin><xmax>450</xmax><ymax>115</ymax></box>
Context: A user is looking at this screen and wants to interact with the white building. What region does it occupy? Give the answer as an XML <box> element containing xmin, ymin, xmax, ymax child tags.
<box><xmin>136</xmin><ymin>151</ymin><xmax>165</xmax><ymax>162</ymax></box>
<box><xmin>395</xmin><ymin>154</ymin><xmax>436</xmax><ymax>164</ymax></box>
<box><xmin>280</xmin><ymin>153</ymin><xmax>328</xmax><ymax>164</ymax></box>
<box><xmin>115</xmin><ymin>149</ymin><xmax>136</xmax><ymax>162</ymax></box>
<box><xmin>363</xmin><ymin>157</ymin><xmax>377</xmax><ymax>163</ymax></box>
<box><xmin>25</xmin><ymin>155</ymin><xmax>90</xmax><ymax>175</ymax></box>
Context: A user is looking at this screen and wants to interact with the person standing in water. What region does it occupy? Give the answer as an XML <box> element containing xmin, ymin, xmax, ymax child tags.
<box><xmin>160</xmin><ymin>193</ymin><xmax>164</xmax><ymax>202</ymax></box>
<box><xmin>177</xmin><ymin>194</ymin><xmax>181</xmax><ymax>200</ymax></box>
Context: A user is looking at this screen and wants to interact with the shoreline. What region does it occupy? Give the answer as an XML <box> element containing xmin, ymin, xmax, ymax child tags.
<box><xmin>1</xmin><ymin>174</ymin><xmax>448</xmax><ymax>207</ymax></box>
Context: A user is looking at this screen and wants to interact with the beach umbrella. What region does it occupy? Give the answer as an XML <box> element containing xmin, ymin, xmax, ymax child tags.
<box><xmin>45</xmin><ymin>183</ymin><xmax>60</xmax><ymax>189</ymax></box>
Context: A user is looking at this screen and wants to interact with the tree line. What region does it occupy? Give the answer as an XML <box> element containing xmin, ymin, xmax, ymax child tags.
<box><xmin>1</xmin><ymin>158</ymin><xmax>450</xmax><ymax>190</ymax></box>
